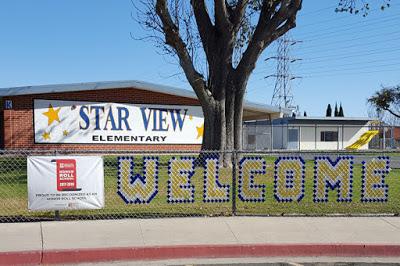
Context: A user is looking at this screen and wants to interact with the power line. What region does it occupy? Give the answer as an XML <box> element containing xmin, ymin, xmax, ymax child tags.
<box><xmin>300</xmin><ymin>67</ymin><xmax>400</xmax><ymax>78</ymax></box>
<box><xmin>296</xmin><ymin>30</ymin><xmax>400</xmax><ymax>53</ymax></box>
<box><xmin>300</xmin><ymin>46</ymin><xmax>400</xmax><ymax>62</ymax></box>
<box><xmin>297</xmin><ymin>45</ymin><xmax>400</xmax><ymax>63</ymax></box>
<box><xmin>300</xmin><ymin>4</ymin><xmax>339</xmax><ymax>16</ymax></box>
<box><xmin>253</xmin><ymin>55</ymin><xmax>400</xmax><ymax>77</ymax></box>
<box><xmin>256</xmin><ymin>47</ymin><xmax>400</xmax><ymax>72</ymax></box>
<box><xmin>256</xmin><ymin>55</ymin><xmax>400</xmax><ymax>75</ymax></box>
<box><xmin>299</xmin><ymin>61</ymin><xmax>400</xmax><ymax>75</ymax></box>
<box><xmin>250</xmin><ymin>4</ymin><xmax>400</xmax><ymax>88</ymax></box>
<box><xmin>299</xmin><ymin>15</ymin><xmax>400</xmax><ymax>41</ymax></box>
<box><xmin>298</xmin><ymin>57</ymin><xmax>400</xmax><ymax>71</ymax></box>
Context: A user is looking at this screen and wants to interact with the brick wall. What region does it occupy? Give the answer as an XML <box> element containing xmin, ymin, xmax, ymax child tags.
<box><xmin>0</xmin><ymin>87</ymin><xmax>202</xmax><ymax>151</ymax></box>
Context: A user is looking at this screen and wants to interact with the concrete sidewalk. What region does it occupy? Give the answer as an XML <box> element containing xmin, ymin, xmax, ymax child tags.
<box><xmin>1</xmin><ymin>217</ymin><xmax>400</xmax><ymax>265</ymax></box>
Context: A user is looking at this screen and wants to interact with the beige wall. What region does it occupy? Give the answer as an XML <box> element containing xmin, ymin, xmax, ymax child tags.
<box><xmin>298</xmin><ymin>124</ymin><xmax>370</xmax><ymax>151</ymax></box>
<box><xmin>272</xmin><ymin>123</ymin><xmax>370</xmax><ymax>151</ymax></box>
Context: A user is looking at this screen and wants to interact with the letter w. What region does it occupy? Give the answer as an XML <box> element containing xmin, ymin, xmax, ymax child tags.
<box><xmin>117</xmin><ymin>156</ymin><xmax>159</xmax><ymax>204</ymax></box>
<box><xmin>170</xmin><ymin>109</ymin><xmax>187</xmax><ymax>131</ymax></box>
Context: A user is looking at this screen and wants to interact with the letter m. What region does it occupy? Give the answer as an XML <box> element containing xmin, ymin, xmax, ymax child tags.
<box><xmin>313</xmin><ymin>156</ymin><xmax>354</xmax><ymax>203</ymax></box>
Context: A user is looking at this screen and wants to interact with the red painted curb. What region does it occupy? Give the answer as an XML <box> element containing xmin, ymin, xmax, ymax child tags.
<box><xmin>2</xmin><ymin>244</ymin><xmax>400</xmax><ymax>265</ymax></box>
<box><xmin>0</xmin><ymin>250</ymin><xmax>41</xmax><ymax>266</ymax></box>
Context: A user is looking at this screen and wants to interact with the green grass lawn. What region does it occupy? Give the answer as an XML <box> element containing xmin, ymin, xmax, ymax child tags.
<box><xmin>0</xmin><ymin>153</ymin><xmax>399</xmax><ymax>221</ymax></box>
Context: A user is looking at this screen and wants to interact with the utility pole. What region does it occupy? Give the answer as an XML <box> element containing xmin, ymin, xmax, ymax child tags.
<box><xmin>265</xmin><ymin>34</ymin><xmax>302</xmax><ymax>114</ymax></box>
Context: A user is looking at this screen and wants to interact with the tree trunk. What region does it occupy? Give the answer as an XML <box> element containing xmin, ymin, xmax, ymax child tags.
<box><xmin>201</xmin><ymin>102</ymin><xmax>225</xmax><ymax>151</ymax></box>
<box><xmin>200</xmin><ymin>83</ymin><xmax>244</xmax><ymax>167</ymax></box>
<box><xmin>234</xmin><ymin>94</ymin><xmax>244</xmax><ymax>151</ymax></box>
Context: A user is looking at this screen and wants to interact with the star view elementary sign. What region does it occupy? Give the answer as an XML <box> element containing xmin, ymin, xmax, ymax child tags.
<box><xmin>34</xmin><ymin>99</ymin><xmax>204</xmax><ymax>144</ymax></box>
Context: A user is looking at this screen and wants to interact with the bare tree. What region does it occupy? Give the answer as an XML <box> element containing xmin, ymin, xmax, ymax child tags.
<box><xmin>133</xmin><ymin>0</ymin><xmax>390</xmax><ymax>155</ymax></box>
<box><xmin>134</xmin><ymin>0</ymin><xmax>302</xmax><ymax>154</ymax></box>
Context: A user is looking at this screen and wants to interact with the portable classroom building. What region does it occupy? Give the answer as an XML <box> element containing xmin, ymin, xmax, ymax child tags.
<box><xmin>273</xmin><ymin>117</ymin><xmax>374</xmax><ymax>150</ymax></box>
<box><xmin>244</xmin><ymin>117</ymin><xmax>374</xmax><ymax>151</ymax></box>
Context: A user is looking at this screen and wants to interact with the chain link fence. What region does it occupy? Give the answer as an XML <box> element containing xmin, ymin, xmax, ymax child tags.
<box><xmin>0</xmin><ymin>149</ymin><xmax>399</xmax><ymax>222</ymax></box>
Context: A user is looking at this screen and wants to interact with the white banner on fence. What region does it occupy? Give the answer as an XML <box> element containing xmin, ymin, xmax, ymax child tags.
<box><xmin>27</xmin><ymin>156</ymin><xmax>104</xmax><ymax>211</ymax></box>
<box><xmin>33</xmin><ymin>99</ymin><xmax>204</xmax><ymax>144</ymax></box>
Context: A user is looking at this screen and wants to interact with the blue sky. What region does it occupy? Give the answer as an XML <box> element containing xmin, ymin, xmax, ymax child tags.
<box><xmin>0</xmin><ymin>0</ymin><xmax>399</xmax><ymax>117</ymax></box>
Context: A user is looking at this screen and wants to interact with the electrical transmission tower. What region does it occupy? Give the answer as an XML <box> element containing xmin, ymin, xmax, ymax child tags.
<box><xmin>265</xmin><ymin>34</ymin><xmax>302</xmax><ymax>113</ymax></box>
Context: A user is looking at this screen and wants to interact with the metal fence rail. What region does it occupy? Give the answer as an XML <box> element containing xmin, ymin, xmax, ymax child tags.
<box><xmin>0</xmin><ymin>149</ymin><xmax>399</xmax><ymax>222</ymax></box>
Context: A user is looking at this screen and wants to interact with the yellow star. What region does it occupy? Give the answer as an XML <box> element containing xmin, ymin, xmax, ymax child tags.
<box><xmin>63</xmin><ymin>130</ymin><xmax>69</xmax><ymax>136</ymax></box>
<box><xmin>42</xmin><ymin>131</ymin><xmax>51</xmax><ymax>140</ymax></box>
<box><xmin>42</xmin><ymin>104</ymin><xmax>61</xmax><ymax>126</ymax></box>
<box><xmin>196</xmin><ymin>123</ymin><xmax>204</xmax><ymax>139</ymax></box>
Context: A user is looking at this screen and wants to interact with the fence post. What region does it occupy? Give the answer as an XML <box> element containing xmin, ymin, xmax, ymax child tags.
<box><xmin>271</xmin><ymin>123</ymin><xmax>274</xmax><ymax>151</ymax></box>
<box><xmin>391</xmin><ymin>126</ymin><xmax>395</xmax><ymax>148</ymax></box>
<box><xmin>383</xmin><ymin>126</ymin><xmax>386</xmax><ymax>150</ymax></box>
<box><xmin>314</xmin><ymin>124</ymin><xmax>317</xmax><ymax>150</ymax></box>
<box><xmin>342</xmin><ymin>125</ymin><xmax>344</xmax><ymax>150</ymax></box>
<box><xmin>298</xmin><ymin>125</ymin><xmax>301</xmax><ymax>151</ymax></box>
<box><xmin>55</xmin><ymin>210</ymin><xmax>61</xmax><ymax>221</ymax></box>
<box><xmin>231</xmin><ymin>150</ymin><xmax>237</xmax><ymax>216</ymax></box>
<box><xmin>54</xmin><ymin>150</ymin><xmax>61</xmax><ymax>221</ymax></box>
<box><xmin>337</xmin><ymin>126</ymin><xmax>340</xmax><ymax>151</ymax></box>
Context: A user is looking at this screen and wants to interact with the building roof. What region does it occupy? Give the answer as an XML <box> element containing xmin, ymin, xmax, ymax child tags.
<box><xmin>282</xmin><ymin>116</ymin><xmax>374</xmax><ymax>122</ymax></box>
<box><xmin>272</xmin><ymin>116</ymin><xmax>376</xmax><ymax>125</ymax></box>
<box><xmin>0</xmin><ymin>80</ymin><xmax>289</xmax><ymax>119</ymax></box>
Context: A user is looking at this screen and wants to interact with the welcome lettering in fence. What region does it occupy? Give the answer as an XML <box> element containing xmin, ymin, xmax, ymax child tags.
<box><xmin>116</xmin><ymin>156</ymin><xmax>390</xmax><ymax>204</ymax></box>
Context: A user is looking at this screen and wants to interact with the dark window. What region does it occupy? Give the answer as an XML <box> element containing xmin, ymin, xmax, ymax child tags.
<box><xmin>288</xmin><ymin>129</ymin><xmax>299</xmax><ymax>142</ymax></box>
<box><xmin>321</xmin><ymin>131</ymin><xmax>338</xmax><ymax>142</ymax></box>
<box><xmin>247</xmin><ymin>135</ymin><xmax>256</xmax><ymax>145</ymax></box>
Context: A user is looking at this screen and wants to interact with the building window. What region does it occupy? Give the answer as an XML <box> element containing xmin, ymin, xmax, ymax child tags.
<box><xmin>321</xmin><ymin>131</ymin><xmax>338</xmax><ymax>142</ymax></box>
<box><xmin>248</xmin><ymin>135</ymin><xmax>256</xmax><ymax>145</ymax></box>
<box><xmin>288</xmin><ymin>129</ymin><xmax>299</xmax><ymax>142</ymax></box>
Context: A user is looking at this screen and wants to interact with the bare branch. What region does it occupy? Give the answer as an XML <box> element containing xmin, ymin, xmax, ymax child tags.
<box><xmin>190</xmin><ymin>1</ymin><xmax>216</xmax><ymax>62</ymax></box>
<box><xmin>235</xmin><ymin>0</ymin><xmax>302</xmax><ymax>90</ymax></box>
<box><xmin>383</xmin><ymin>107</ymin><xmax>400</xmax><ymax>119</ymax></box>
<box><xmin>230</xmin><ymin>0</ymin><xmax>250</xmax><ymax>32</ymax></box>
<box><xmin>214</xmin><ymin>0</ymin><xmax>232</xmax><ymax>32</ymax></box>
<box><xmin>155</xmin><ymin>0</ymin><xmax>212</xmax><ymax>105</ymax></box>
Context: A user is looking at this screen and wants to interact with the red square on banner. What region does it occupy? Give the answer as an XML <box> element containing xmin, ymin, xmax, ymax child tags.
<box><xmin>56</xmin><ymin>159</ymin><xmax>77</xmax><ymax>191</ymax></box>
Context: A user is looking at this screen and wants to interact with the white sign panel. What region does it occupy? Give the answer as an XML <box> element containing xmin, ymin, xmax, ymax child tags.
<box><xmin>34</xmin><ymin>99</ymin><xmax>204</xmax><ymax>144</ymax></box>
<box><xmin>27</xmin><ymin>156</ymin><xmax>104</xmax><ymax>211</ymax></box>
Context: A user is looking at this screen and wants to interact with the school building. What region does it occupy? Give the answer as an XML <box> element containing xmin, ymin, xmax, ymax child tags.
<box><xmin>243</xmin><ymin>116</ymin><xmax>376</xmax><ymax>151</ymax></box>
<box><xmin>0</xmin><ymin>80</ymin><xmax>287</xmax><ymax>151</ymax></box>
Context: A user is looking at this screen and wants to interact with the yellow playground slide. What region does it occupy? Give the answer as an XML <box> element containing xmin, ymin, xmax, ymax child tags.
<box><xmin>345</xmin><ymin>130</ymin><xmax>379</xmax><ymax>150</ymax></box>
